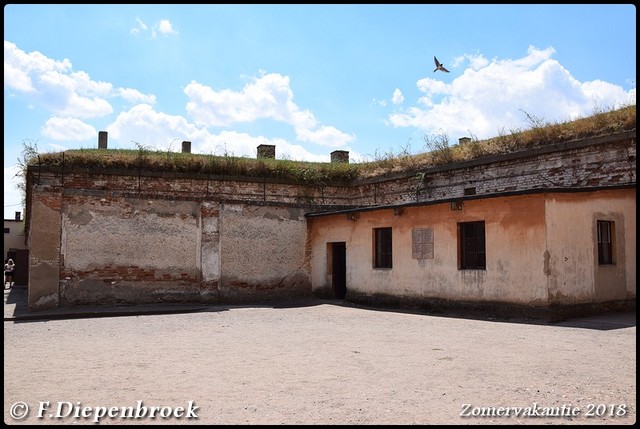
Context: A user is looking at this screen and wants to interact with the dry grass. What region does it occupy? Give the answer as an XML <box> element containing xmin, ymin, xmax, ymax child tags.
<box><xmin>23</xmin><ymin>104</ymin><xmax>635</xmax><ymax>185</ymax></box>
<box><xmin>357</xmin><ymin>103</ymin><xmax>635</xmax><ymax>178</ymax></box>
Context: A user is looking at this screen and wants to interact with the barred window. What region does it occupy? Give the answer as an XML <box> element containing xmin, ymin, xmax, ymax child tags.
<box><xmin>597</xmin><ymin>220</ymin><xmax>614</xmax><ymax>265</ymax></box>
<box><xmin>459</xmin><ymin>221</ymin><xmax>485</xmax><ymax>270</ymax></box>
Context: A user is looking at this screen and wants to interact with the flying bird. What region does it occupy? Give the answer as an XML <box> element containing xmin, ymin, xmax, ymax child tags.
<box><xmin>433</xmin><ymin>56</ymin><xmax>450</xmax><ymax>73</ymax></box>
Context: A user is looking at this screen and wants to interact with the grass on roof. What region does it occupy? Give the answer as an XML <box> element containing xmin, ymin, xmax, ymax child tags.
<box><xmin>22</xmin><ymin>103</ymin><xmax>635</xmax><ymax>185</ymax></box>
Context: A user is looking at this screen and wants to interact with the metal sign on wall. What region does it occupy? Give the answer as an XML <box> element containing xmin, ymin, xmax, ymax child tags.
<box><xmin>412</xmin><ymin>228</ymin><xmax>434</xmax><ymax>259</ymax></box>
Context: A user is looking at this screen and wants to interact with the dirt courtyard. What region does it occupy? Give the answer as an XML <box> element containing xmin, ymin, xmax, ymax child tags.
<box><xmin>3</xmin><ymin>300</ymin><xmax>636</xmax><ymax>425</ymax></box>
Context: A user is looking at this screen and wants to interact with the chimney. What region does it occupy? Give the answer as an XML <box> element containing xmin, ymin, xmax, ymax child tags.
<box><xmin>15</xmin><ymin>211</ymin><xmax>21</xmax><ymax>221</ymax></box>
<box><xmin>458</xmin><ymin>137</ymin><xmax>471</xmax><ymax>145</ymax></box>
<box><xmin>98</xmin><ymin>131</ymin><xmax>108</xmax><ymax>149</ymax></box>
<box><xmin>182</xmin><ymin>141</ymin><xmax>191</xmax><ymax>153</ymax></box>
<box><xmin>257</xmin><ymin>144</ymin><xmax>276</xmax><ymax>159</ymax></box>
<box><xmin>330</xmin><ymin>150</ymin><xmax>349</xmax><ymax>163</ymax></box>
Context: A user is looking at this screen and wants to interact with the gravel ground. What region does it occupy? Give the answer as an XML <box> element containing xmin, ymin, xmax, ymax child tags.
<box><xmin>4</xmin><ymin>288</ymin><xmax>636</xmax><ymax>425</ymax></box>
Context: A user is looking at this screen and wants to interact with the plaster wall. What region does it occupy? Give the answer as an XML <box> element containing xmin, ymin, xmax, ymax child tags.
<box><xmin>60</xmin><ymin>195</ymin><xmax>201</xmax><ymax>305</ymax></box>
<box><xmin>544</xmin><ymin>188</ymin><xmax>636</xmax><ymax>304</ymax></box>
<box><xmin>27</xmin><ymin>192</ymin><xmax>62</xmax><ymax>310</ymax></box>
<box><xmin>53</xmin><ymin>193</ymin><xmax>310</xmax><ymax>306</ymax></box>
<box><xmin>219</xmin><ymin>204</ymin><xmax>311</xmax><ymax>301</ymax></box>
<box><xmin>3</xmin><ymin>220</ymin><xmax>27</xmax><ymax>259</ymax></box>
<box><xmin>309</xmin><ymin>194</ymin><xmax>549</xmax><ymax>306</ymax></box>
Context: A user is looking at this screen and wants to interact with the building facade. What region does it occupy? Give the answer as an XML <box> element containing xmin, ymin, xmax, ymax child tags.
<box><xmin>307</xmin><ymin>188</ymin><xmax>635</xmax><ymax>319</ymax></box>
<box><xmin>24</xmin><ymin>130</ymin><xmax>636</xmax><ymax>318</ymax></box>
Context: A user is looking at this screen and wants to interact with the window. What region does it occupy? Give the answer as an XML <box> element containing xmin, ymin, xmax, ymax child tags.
<box><xmin>374</xmin><ymin>227</ymin><xmax>393</xmax><ymax>268</ymax></box>
<box><xmin>597</xmin><ymin>220</ymin><xmax>614</xmax><ymax>265</ymax></box>
<box><xmin>459</xmin><ymin>221</ymin><xmax>485</xmax><ymax>270</ymax></box>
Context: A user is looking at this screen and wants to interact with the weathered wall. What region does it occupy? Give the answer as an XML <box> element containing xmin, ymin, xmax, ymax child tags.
<box><xmin>27</xmin><ymin>191</ymin><xmax>62</xmax><ymax>310</ymax></box>
<box><xmin>48</xmin><ymin>167</ymin><xmax>359</xmax><ymax>207</ymax></box>
<box><xmin>60</xmin><ymin>194</ymin><xmax>201</xmax><ymax>305</ymax></box>
<box><xmin>27</xmin><ymin>169</ymin><xmax>332</xmax><ymax>307</ymax></box>
<box><xmin>25</xmin><ymin>131</ymin><xmax>635</xmax><ymax>310</ymax></box>
<box><xmin>308</xmin><ymin>189</ymin><xmax>636</xmax><ymax>310</ymax></box>
<box><xmin>26</xmin><ymin>131</ymin><xmax>636</xmax><ymax>211</ymax></box>
<box><xmin>544</xmin><ymin>188</ymin><xmax>636</xmax><ymax>305</ymax></box>
<box><xmin>218</xmin><ymin>204</ymin><xmax>311</xmax><ymax>302</ymax></box>
<box><xmin>53</xmin><ymin>192</ymin><xmax>311</xmax><ymax>306</ymax></box>
<box><xmin>199</xmin><ymin>202</ymin><xmax>221</xmax><ymax>302</ymax></box>
<box><xmin>361</xmin><ymin>132</ymin><xmax>636</xmax><ymax>206</ymax></box>
<box><xmin>309</xmin><ymin>194</ymin><xmax>549</xmax><ymax>307</ymax></box>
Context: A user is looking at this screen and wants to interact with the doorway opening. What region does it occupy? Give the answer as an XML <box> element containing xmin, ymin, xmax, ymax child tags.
<box><xmin>330</xmin><ymin>242</ymin><xmax>346</xmax><ymax>299</ymax></box>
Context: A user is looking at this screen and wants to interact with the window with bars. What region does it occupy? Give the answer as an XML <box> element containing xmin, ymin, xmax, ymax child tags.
<box><xmin>597</xmin><ymin>220</ymin><xmax>614</xmax><ymax>265</ymax></box>
<box><xmin>373</xmin><ymin>227</ymin><xmax>393</xmax><ymax>268</ymax></box>
<box><xmin>459</xmin><ymin>221</ymin><xmax>486</xmax><ymax>270</ymax></box>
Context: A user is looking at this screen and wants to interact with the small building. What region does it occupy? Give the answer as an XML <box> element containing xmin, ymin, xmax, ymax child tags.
<box><xmin>306</xmin><ymin>187</ymin><xmax>635</xmax><ymax>319</ymax></box>
<box><xmin>4</xmin><ymin>211</ymin><xmax>29</xmax><ymax>286</ymax></box>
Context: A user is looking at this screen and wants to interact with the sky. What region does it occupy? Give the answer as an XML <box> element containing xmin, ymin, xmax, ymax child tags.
<box><xmin>3</xmin><ymin>4</ymin><xmax>636</xmax><ymax>219</ymax></box>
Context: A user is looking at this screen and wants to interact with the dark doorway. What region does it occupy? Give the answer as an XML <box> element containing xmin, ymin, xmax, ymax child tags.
<box><xmin>7</xmin><ymin>249</ymin><xmax>29</xmax><ymax>287</ymax></box>
<box><xmin>332</xmin><ymin>242</ymin><xmax>346</xmax><ymax>299</ymax></box>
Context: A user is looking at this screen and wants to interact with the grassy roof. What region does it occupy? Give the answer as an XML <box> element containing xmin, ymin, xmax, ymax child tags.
<box><xmin>23</xmin><ymin>104</ymin><xmax>635</xmax><ymax>186</ymax></box>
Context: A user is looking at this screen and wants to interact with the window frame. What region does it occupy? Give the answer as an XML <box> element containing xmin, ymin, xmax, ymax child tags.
<box><xmin>458</xmin><ymin>221</ymin><xmax>486</xmax><ymax>270</ymax></box>
<box><xmin>373</xmin><ymin>227</ymin><xmax>393</xmax><ymax>269</ymax></box>
<box><xmin>597</xmin><ymin>220</ymin><xmax>614</xmax><ymax>265</ymax></box>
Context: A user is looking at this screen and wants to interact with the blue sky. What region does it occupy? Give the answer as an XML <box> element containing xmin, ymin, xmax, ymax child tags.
<box><xmin>3</xmin><ymin>4</ymin><xmax>636</xmax><ymax>219</ymax></box>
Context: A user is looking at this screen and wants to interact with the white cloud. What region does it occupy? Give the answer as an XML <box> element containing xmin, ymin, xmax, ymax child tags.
<box><xmin>452</xmin><ymin>52</ymin><xmax>490</xmax><ymax>70</ymax></box>
<box><xmin>157</xmin><ymin>19</ymin><xmax>178</xmax><ymax>36</ymax></box>
<box><xmin>391</xmin><ymin>88</ymin><xmax>404</xmax><ymax>105</ymax></box>
<box><xmin>4</xmin><ymin>41</ymin><xmax>72</xmax><ymax>93</ymax></box>
<box><xmin>185</xmin><ymin>73</ymin><xmax>352</xmax><ymax>148</ymax></box>
<box><xmin>132</xmin><ymin>18</ymin><xmax>178</xmax><ymax>39</ymax></box>
<box><xmin>131</xmin><ymin>17</ymin><xmax>148</xmax><ymax>35</ymax></box>
<box><xmin>106</xmin><ymin>104</ymin><xmax>329</xmax><ymax>161</ymax></box>
<box><xmin>185</xmin><ymin>74</ymin><xmax>316</xmax><ymax>128</ymax></box>
<box><xmin>295</xmin><ymin>125</ymin><xmax>355</xmax><ymax>148</ymax></box>
<box><xmin>3</xmin><ymin>41</ymin><xmax>156</xmax><ymax>118</ymax></box>
<box><xmin>371</xmin><ymin>98</ymin><xmax>387</xmax><ymax>107</ymax></box>
<box><xmin>208</xmin><ymin>130</ymin><xmax>327</xmax><ymax>162</ymax></box>
<box><xmin>137</xmin><ymin>18</ymin><xmax>148</xmax><ymax>30</ymax></box>
<box><xmin>389</xmin><ymin>46</ymin><xmax>636</xmax><ymax>140</ymax></box>
<box><xmin>581</xmin><ymin>79</ymin><xmax>636</xmax><ymax>110</ymax></box>
<box><xmin>415</xmin><ymin>79</ymin><xmax>450</xmax><ymax>100</ymax></box>
<box><xmin>118</xmin><ymin>87</ymin><xmax>157</xmax><ymax>105</ymax></box>
<box><xmin>108</xmin><ymin>104</ymin><xmax>202</xmax><ymax>150</ymax></box>
<box><xmin>41</xmin><ymin>117</ymin><xmax>97</xmax><ymax>141</ymax></box>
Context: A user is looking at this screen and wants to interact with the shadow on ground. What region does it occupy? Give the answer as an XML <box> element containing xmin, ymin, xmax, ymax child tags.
<box><xmin>5</xmin><ymin>286</ymin><xmax>636</xmax><ymax>331</ymax></box>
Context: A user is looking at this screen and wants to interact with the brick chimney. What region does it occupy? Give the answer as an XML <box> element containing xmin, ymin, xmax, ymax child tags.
<box><xmin>98</xmin><ymin>131</ymin><xmax>108</xmax><ymax>149</ymax></box>
<box><xmin>182</xmin><ymin>141</ymin><xmax>191</xmax><ymax>153</ymax></box>
<box><xmin>257</xmin><ymin>144</ymin><xmax>275</xmax><ymax>159</ymax></box>
<box><xmin>330</xmin><ymin>150</ymin><xmax>349</xmax><ymax>163</ymax></box>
